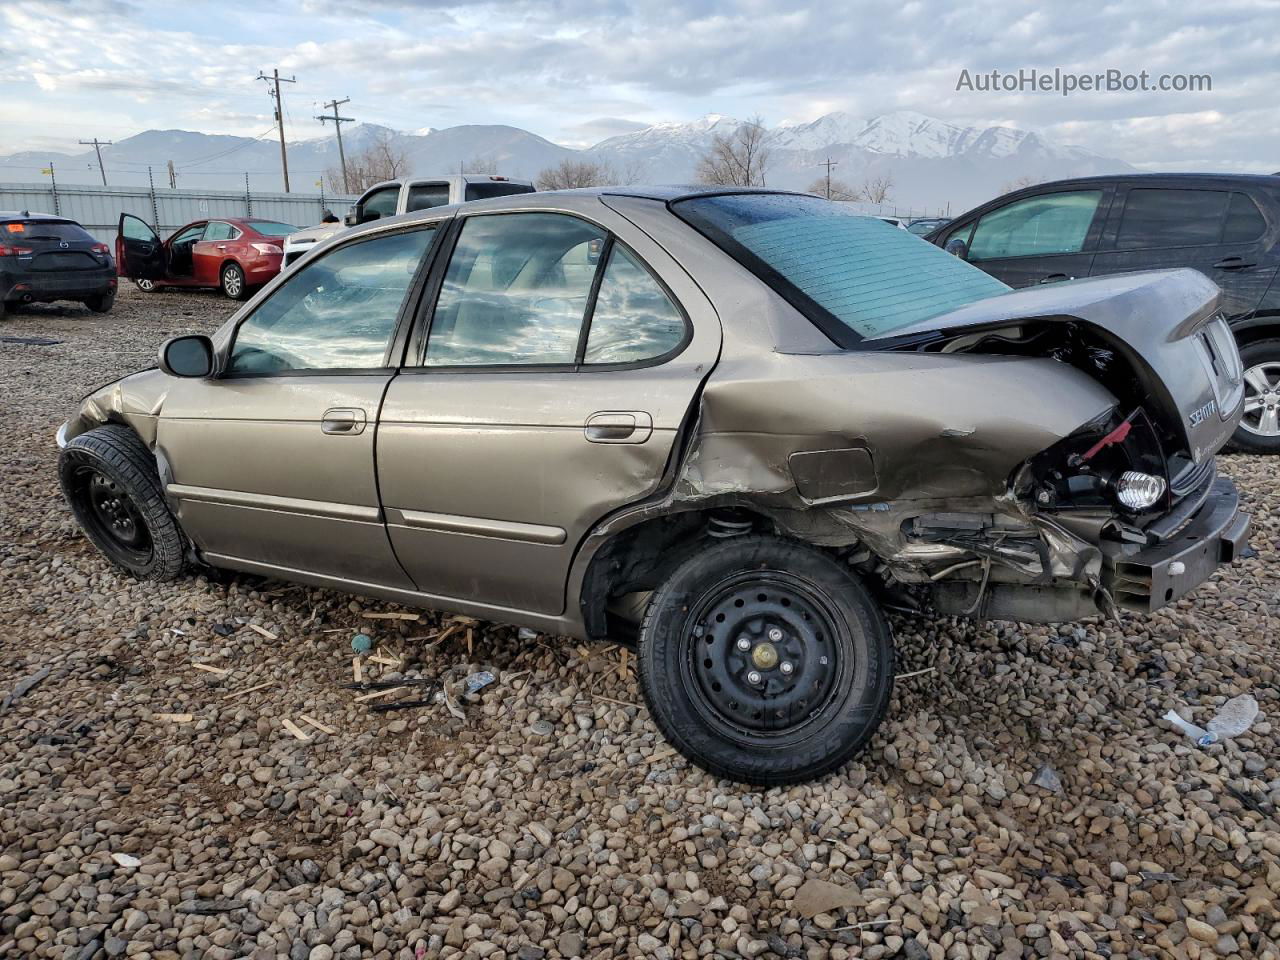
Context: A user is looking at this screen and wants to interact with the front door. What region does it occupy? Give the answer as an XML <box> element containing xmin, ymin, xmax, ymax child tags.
<box><xmin>955</xmin><ymin>187</ymin><xmax>1112</xmax><ymax>287</ymax></box>
<box><xmin>156</xmin><ymin>222</ymin><xmax>441</xmax><ymax>587</ymax></box>
<box><xmin>116</xmin><ymin>214</ymin><xmax>166</xmax><ymax>281</ymax></box>
<box><xmin>377</xmin><ymin>210</ymin><xmax>719</xmax><ymax>615</ymax></box>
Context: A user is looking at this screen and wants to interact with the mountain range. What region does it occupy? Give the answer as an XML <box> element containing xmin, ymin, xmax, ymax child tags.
<box><xmin>0</xmin><ymin>110</ymin><xmax>1132</xmax><ymax>213</ymax></box>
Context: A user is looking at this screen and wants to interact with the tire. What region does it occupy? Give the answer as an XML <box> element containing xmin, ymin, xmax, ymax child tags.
<box><xmin>58</xmin><ymin>425</ymin><xmax>186</xmax><ymax>581</ymax></box>
<box><xmin>134</xmin><ymin>278</ymin><xmax>158</xmax><ymax>293</ymax></box>
<box><xmin>638</xmin><ymin>535</ymin><xmax>894</xmax><ymax>785</ymax></box>
<box><xmin>1230</xmin><ymin>339</ymin><xmax>1280</xmax><ymax>454</ymax></box>
<box><xmin>84</xmin><ymin>289</ymin><xmax>116</xmax><ymax>314</ymax></box>
<box><xmin>220</xmin><ymin>262</ymin><xmax>248</xmax><ymax>300</ymax></box>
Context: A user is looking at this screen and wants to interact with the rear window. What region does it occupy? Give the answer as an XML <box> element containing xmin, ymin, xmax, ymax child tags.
<box><xmin>464</xmin><ymin>181</ymin><xmax>536</xmax><ymax>202</ymax></box>
<box><xmin>248</xmin><ymin>221</ymin><xmax>298</xmax><ymax>237</ymax></box>
<box><xmin>674</xmin><ymin>193</ymin><xmax>1009</xmax><ymax>343</ymax></box>
<box><xmin>3</xmin><ymin>220</ymin><xmax>93</xmax><ymax>243</ymax></box>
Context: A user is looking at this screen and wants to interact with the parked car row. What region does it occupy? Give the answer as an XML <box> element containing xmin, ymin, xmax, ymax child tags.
<box><xmin>58</xmin><ymin>185</ymin><xmax>1250</xmax><ymax>784</ymax></box>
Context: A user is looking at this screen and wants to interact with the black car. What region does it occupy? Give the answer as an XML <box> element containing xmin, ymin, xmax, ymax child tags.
<box><xmin>928</xmin><ymin>174</ymin><xmax>1280</xmax><ymax>452</ymax></box>
<box><xmin>0</xmin><ymin>211</ymin><xmax>117</xmax><ymax>319</ymax></box>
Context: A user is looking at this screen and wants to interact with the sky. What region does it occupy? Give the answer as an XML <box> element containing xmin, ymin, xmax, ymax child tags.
<box><xmin>1</xmin><ymin>0</ymin><xmax>1278</xmax><ymax>171</ymax></box>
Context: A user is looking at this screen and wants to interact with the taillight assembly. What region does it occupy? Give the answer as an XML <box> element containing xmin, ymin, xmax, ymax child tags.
<box><xmin>250</xmin><ymin>242</ymin><xmax>283</xmax><ymax>255</ymax></box>
<box><xmin>92</xmin><ymin>242</ymin><xmax>111</xmax><ymax>256</ymax></box>
<box><xmin>0</xmin><ymin>244</ymin><xmax>33</xmax><ymax>257</ymax></box>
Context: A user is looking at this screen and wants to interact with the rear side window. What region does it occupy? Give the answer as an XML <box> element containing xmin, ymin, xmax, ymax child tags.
<box><xmin>1116</xmin><ymin>188</ymin><xmax>1229</xmax><ymax>248</ymax></box>
<box><xmin>1222</xmin><ymin>192</ymin><xmax>1267</xmax><ymax>242</ymax></box>
<box><xmin>969</xmin><ymin>190</ymin><xmax>1103</xmax><ymax>260</ymax></box>
<box><xmin>464</xmin><ymin>181</ymin><xmax>536</xmax><ymax>202</ymax></box>
<box><xmin>584</xmin><ymin>246</ymin><xmax>685</xmax><ymax>363</ymax></box>
<box><xmin>674</xmin><ymin>193</ymin><xmax>1009</xmax><ymax>343</ymax></box>
<box><xmin>5</xmin><ymin>221</ymin><xmax>93</xmax><ymax>243</ymax></box>
<box><xmin>407</xmin><ymin>183</ymin><xmax>451</xmax><ymax>212</ymax></box>
<box><xmin>204</xmin><ymin>222</ymin><xmax>235</xmax><ymax>241</ymax></box>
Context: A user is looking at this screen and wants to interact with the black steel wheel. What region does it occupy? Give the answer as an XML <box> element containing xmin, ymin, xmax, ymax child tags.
<box><xmin>59</xmin><ymin>425</ymin><xmax>186</xmax><ymax>580</ymax></box>
<box><xmin>638</xmin><ymin>535</ymin><xmax>894</xmax><ymax>785</ymax></box>
<box><xmin>84</xmin><ymin>288</ymin><xmax>116</xmax><ymax>313</ymax></box>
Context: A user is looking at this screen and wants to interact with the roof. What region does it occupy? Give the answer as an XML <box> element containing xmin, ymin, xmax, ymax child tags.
<box><xmin>0</xmin><ymin>211</ymin><xmax>77</xmax><ymax>223</ymax></box>
<box><xmin>1027</xmin><ymin>172</ymin><xmax>1280</xmax><ymax>188</ymax></box>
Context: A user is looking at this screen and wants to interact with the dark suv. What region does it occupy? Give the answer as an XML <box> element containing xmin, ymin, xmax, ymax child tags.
<box><xmin>929</xmin><ymin>174</ymin><xmax>1280</xmax><ymax>452</ymax></box>
<box><xmin>1</xmin><ymin>212</ymin><xmax>117</xmax><ymax>318</ymax></box>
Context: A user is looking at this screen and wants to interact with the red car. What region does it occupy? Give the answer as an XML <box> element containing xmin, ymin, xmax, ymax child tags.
<box><xmin>116</xmin><ymin>215</ymin><xmax>297</xmax><ymax>300</ymax></box>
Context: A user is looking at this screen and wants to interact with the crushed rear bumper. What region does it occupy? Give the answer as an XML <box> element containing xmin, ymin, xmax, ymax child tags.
<box><xmin>1106</xmin><ymin>476</ymin><xmax>1250</xmax><ymax>613</ymax></box>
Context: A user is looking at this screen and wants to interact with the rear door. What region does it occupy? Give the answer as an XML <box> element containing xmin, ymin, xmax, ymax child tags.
<box><xmin>952</xmin><ymin>186</ymin><xmax>1113</xmax><ymax>287</ymax></box>
<box><xmin>193</xmin><ymin>221</ymin><xmax>239</xmax><ymax>285</ymax></box>
<box><xmin>377</xmin><ymin>208</ymin><xmax>719</xmax><ymax>615</ymax></box>
<box><xmin>116</xmin><ymin>214</ymin><xmax>166</xmax><ymax>280</ymax></box>
<box><xmin>1089</xmin><ymin>185</ymin><xmax>1276</xmax><ymax>322</ymax></box>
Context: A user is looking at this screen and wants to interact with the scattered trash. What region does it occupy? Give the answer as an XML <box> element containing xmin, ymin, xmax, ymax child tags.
<box><xmin>192</xmin><ymin>663</ymin><xmax>230</xmax><ymax>677</ymax></box>
<box><xmin>368</xmin><ymin>651</ymin><xmax>402</xmax><ymax>668</ymax></box>
<box><xmin>529</xmin><ymin>719</ymin><xmax>554</xmax><ymax>737</ymax></box>
<box><xmin>353</xmin><ymin>686</ymin><xmax>408</xmax><ymax>703</ymax></box>
<box><xmin>298</xmin><ymin>715</ymin><xmax>336</xmax><ymax>735</ymax></box>
<box><xmin>1139</xmin><ymin>870</ymin><xmax>1183</xmax><ymax>883</ymax></box>
<box><xmin>517</xmin><ymin>626</ymin><xmax>538</xmax><ymax>641</ymax></box>
<box><xmin>154</xmin><ymin>713</ymin><xmax>194</xmax><ymax>723</ymax></box>
<box><xmin>221</xmin><ymin>680</ymin><xmax>274</xmax><ymax>701</ymax></box>
<box><xmin>351</xmin><ymin>633</ymin><xmax>373</xmax><ymax>654</ymax></box>
<box><xmin>281</xmin><ymin>718</ymin><xmax>312</xmax><ymax>741</ymax></box>
<box><xmin>1031</xmin><ymin>763</ymin><xmax>1063</xmax><ymax>793</ymax></box>
<box><xmin>896</xmin><ymin>666</ymin><xmax>937</xmax><ymax>680</ymax></box>
<box><xmin>0</xmin><ymin>335</ymin><xmax>63</xmax><ymax>346</ymax></box>
<box><xmin>351</xmin><ymin>657</ymin><xmax>363</xmax><ymax>682</ymax></box>
<box><xmin>110</xmin><ymin>852</ymin><xmax>140</xmax><ymax>868</ymax></box>
<box><xmin>1</xmin><ymin>666</ymin><xmax>51</xmax><ymax>712</ymax></box>
<box><xmin>465</xmin><ymin>670</ymin><xmax>496</xmax><ymax>694</ymax></box>
<box><xmin>247</xmin><ymin>624</ymin><xmax>278</xmax><ymax>640</ymax></box>
<box><xmin>211</xmin><ymin>623</ymin><xmax>236</xmax><ymax>637</ymax></box>
<box><xmin>1165</xmin><ymin>693</ymin><xmax>1260</xmax><ymax>746</ymax></box>
<box><xmin>792</xmin><ymin>878</ymin><xmax>861</xmax><ymax>918</ymax></box>
<box><xmin>362</xmin><ymin>611</ymin><xmax>420</xmax><ymax>621</ymax></box>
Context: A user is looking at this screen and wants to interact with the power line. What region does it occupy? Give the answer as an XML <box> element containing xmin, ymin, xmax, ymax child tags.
<box><xmin>316</xmin><ymin>97</ymin><xmax>355</xmax><ymax>193</ymax></box>
<box><xmin>257</xmin><ymin>68</ymin><xmax>297</xmax><ymax>192</ymax></box>
<box><xmin>78</xmin><ymin>138</ymin><xmax>113</xmax><ymax>186</ymax></box>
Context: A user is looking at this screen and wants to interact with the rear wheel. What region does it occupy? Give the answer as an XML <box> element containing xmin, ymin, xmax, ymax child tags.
<box><xmin>638</xmin><ymin>536</ymin><xmax>894</xmax><ymax>785</ymax></box>
<box><xmin>1231</xmin><ymin>340</ymin><xmax>1280</xmax><ymax>454</ymax></box>
<box><xmin>84</xmin><ymin>289</ymin><xmax>116</xmax><ymax>313</ymax></box>
<box><xmin>221</xmin><ymin>263</ymin><xmax>248</xmax><ymax>300</ymax></box>
<box><xmin>58</xmin><ymin>425</ymin><xmax>186</xmax><ymax>580</ymax></box>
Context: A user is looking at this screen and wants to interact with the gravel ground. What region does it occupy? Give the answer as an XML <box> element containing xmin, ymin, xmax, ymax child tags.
<box><xmin>2</xmin><ymin>283</ymin><xmax>1278</xmax><ymax>960</ymax></box>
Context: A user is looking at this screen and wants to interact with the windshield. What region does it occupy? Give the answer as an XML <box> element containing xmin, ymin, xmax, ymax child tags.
<box><xmin>248</xmin><ymin>221</ymin><xmax>298</xmax><ymax>237</ymax></box>
<box><xmin>4</xmin><ymin>220</ymin><xmax>94</xmax><ymax>243</ymax></box>
<box><xmin>673</xmin><ymin>193</ymin><xmax>1008</xmax><ymax>343</ymax></box>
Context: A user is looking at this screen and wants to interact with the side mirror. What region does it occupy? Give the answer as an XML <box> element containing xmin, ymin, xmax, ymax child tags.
<box><xmin>158</xmin><ymin>335</ymin><xmax>215</xmax><ymax>378</ymax></box>
<box><xmin>944</xmin><ymin>237</ymin><xmax>968</xmax><ymax>259</ymax></box>
<box><xmin>344</xmin><ymin>207</ymin><xmax>360</xmax><ymax>227</ymax></box>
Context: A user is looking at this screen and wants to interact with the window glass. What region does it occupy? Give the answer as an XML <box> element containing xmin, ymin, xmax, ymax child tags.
<box><xmin>228</xmin><ymin>227</ymin><xmax>435</xmax><ymax>374</ymax></box>
<box><xmin>584</xmin><ymin>246</ymin><xmax>685</xmax><ymax>363</ymax></box>
<box><xmin>464</xmin><ymin>181</ymin><xmax>536</xmax><ymax>201</ymax></box>
<box><xmin>203</xmin><ymin>222</ymin><xmax>235</xmax><ymax>242</ymax></box>
<box><xmin>1222</xmin><ymin>192</ymin><xmax>1267</xmax><ymax>243</ymax></box>
<box><xmin>248</xmin><ymin>221</ymin><xmax>298</xmax><ymax>237</ymax></box>
<box><xmin>171</xmin><ymin>223</ymin><xmax>207</xmax><ymax>246</ymax></box>
<box><xmin>425</xmin><ymin>213</ymin><xmax>605</xmax><ymax>366</ymax></box>
<box><xmin>1116</xmin><ymin>188</ymin><xmax>1229</xmax><ymax>249</ymax></box>
<box><xmin>406</xmin><ymin>183</ymin><xmax>451</xmax><ymax>212</ymax></box>
<box><xmin>8</xmin><ymin>221</ymin><xmax>94</xmax><ymax>243</ymax></box>
<box><xmin>122</xmin><ymin>216</ymin><xmax>157</xmax><ymax>242</ymax></box>
<box><xmin>361</xmin><ymin>186</ymin><xmax>400</xmax><ymax>219</ymax></box>
<box><xmin>674</xmin><ymin>193</ymin><xmax>1009</xmax><ymax>341</ymax></box>
<box><xmin>968</xmin><ymin>191</ymin><xmax>1102</xmax><ymax>260</ymax></box>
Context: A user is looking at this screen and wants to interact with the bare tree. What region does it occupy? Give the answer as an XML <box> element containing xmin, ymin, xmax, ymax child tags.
<box><xmin>999</xmin><ymin>174</ymin><xmax>1040</xmax><ymax>195</ymax></box>
<box><xmin>326</xmin><ymin>129</ymin><xmax>409</xmax><ymax>193</ymax></box>
<box><xmin>460</xmin><ymin>155</ymin><xmax>498</xmax><ymax>174</ymax></box>
<box><xmin>805</xmin><ymin>177</ymin><xmax>859</xmax><ymax>201</ymax></box>
<box><xmin>695</xmin><ymin>116</ymin><xmax>772</xmax><ymax>187</ymax></box>
<box><xmin>535</xmin><ymin>157</ymin><xmax>634</xmax><ymax>191</ymax></box>
<box><xmin>857</xmin><ymin>173</ymin><xmax>894</xmax><ymax>204</ymax></box>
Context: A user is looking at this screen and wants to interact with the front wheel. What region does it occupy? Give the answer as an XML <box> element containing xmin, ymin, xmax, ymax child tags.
<box><xmin>1231</xmin><ymin>339</ymin><xmax>1280</xmax><ymax>454</ymax></box>
<box><xmin>638</xmin><ymin>536</ymin><xmax>894</xmax><ymax>785</ymax></box>
<box><xmin>220</xmin><ymin>263</ymin><xmax>248</xmax><ymax>300</ymax></box>
<box><xmin>59</xmin><ymin>425</ymin><xmax>187</xmax><ymax>580</ymax></box>
<box><xmin>134</xmin><ymin>278</ymin><xmax>157</xmax><ymax>293</ymax></box>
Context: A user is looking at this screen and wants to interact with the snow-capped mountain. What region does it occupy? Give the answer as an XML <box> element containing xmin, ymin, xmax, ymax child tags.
<box><xmin>0</xmin><ymin>110</ymin><xmax>1129</xmax><ymax>212</ymax></box>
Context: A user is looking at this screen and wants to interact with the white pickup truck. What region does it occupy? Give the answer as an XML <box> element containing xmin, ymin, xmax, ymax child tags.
<box><xmin>282</xmin><ymin>174</ymin><xmax>535</xmax><ymax>266</ymax></box>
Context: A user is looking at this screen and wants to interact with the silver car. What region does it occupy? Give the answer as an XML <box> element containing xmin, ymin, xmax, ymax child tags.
<box><xmin>57</xmin><ymin>188</ymin><xmax>1250</xmax><ymax>784</ymax></box>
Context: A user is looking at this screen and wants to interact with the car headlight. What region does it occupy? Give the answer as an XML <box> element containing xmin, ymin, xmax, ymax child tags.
<box><xmin>1115</xmin><ymin>471</ymin><xmax>1166</xmax><ymax>510</ymax></box>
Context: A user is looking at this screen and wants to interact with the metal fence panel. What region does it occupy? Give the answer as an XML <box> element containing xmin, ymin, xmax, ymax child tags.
<box><xmin>0</xmin><ymin>182</ymin><xmax>357</xmax><ymax>243</ymax></box>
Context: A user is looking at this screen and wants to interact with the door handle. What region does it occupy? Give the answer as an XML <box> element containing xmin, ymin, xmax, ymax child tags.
<box><xmin>1214</xmin><ymin>256</ymin><xmax>1255</xmax><ymax>270</ymax></box>
<box><xmin>1038</xmin><ymin>273</ymin><xmax>1071</xmax><ymax>284</ymax></box>
<box><xmin>321</xmin><ymin>407</ymin><xmax>367</xmax><ymax>435</ymax></box>
<box><xmin>216</xmin><ymin>244</ymin><xmax>227</xmax><ymax>251</ymax></box>
<box><xmin>585</xmin><ymin>411</ymin><xmax>653</xmax><ymax>444</ymax></box>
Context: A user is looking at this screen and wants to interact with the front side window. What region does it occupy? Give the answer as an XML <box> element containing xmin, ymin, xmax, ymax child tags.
<box><xmin>362</xmin><ymin>186</ymin><xmax>400</xmax><ymax>219</ymax></box>
<box><xmin>674</xmin><ymin>193</ymin><xmax>1008</xmax><ymax>342</ymax></box>
<box><xmin>425</xmin><ymin>213</ymin><xmax>606</xmax><ymax>366</ymax></box>
<box><xmin>968</xmin><ymin>191</ymin><xmax>1103</xmax><ymax>260</ymax></box>
<box><xmin>228</xmin><ymin>227</ymin><xmax>435</xmax><ymax>374</ymax></box>
<box><xmin>407</xmin><ymin>183</ymin><xmax>451</xmax><ymax>212</ymax></box>
<box><xmin>1115</xmin><ymin>188</ymin><xmax>1228</xmax><ymax>249</ymax></box>
<box><xmin>584</xmin><ymin>245</ymin><xmax>685</xmax><ymax>363</ymax></box>
<box><xmin>122</xmin><ymin>216</ymin><xmax>157</xmax><ymax>242</ymax></box>
<box><xmin>171</xmin><ymin>223</ymin><xmax>207</xmax><ymax>246</ymax></box>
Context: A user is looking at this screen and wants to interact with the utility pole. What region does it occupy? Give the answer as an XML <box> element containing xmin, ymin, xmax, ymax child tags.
<box><xmin>167</xmin><ymin>159</ymin><xmax>177</xmax><ymax>189</ymax></box>
<box><xmin>79</xmin><ymin>138</ymin><xmax>112</xmax><ymax>186</ymax></box>
<box><xmin>315</xmin><ymin>97</ymin><xmax>354</xmax><ymax>194</ymax></box>
<box><xmin>818</xmin><ymin>156</ymin><xmax>839</xmax><ymax>200</ymax></box>
<box><xmin>257</xmin><ymin>68</ymin><xmax>297</xmax><ymax>192</ymax></box>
